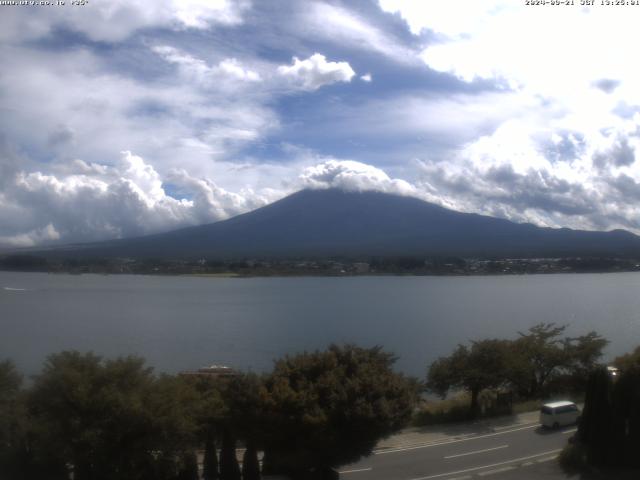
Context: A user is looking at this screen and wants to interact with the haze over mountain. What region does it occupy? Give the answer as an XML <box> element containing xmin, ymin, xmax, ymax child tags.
<box><xmin>27</xmin><ymin>188</ymin><xmax>640</xmax><ymax>260</ymax></box>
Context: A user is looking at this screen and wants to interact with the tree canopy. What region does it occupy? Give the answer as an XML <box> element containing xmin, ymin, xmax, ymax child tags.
<box><xmin>427</xmin><ymin>339</ymin><xmax>510</xmax><ymax>416</ymax></box>
<box><xmin>577</xmin><ymin>363</ymin><xmax>640</xmax><ymax>468</ymax></box>
<box><xmin>26</xmin><ymin>351</ymin><xmax>200</xmax><ymax>480</ymax></box>
<box><xmin>1</xmin><ymin>345</ymin><xmax>418</xmax><ymax>480</ymax></box>
<box><xmin>261</xmin><ymin>344</ymin><xmax>419</xmax><ymax>477</ymax></box>
<box><xmin>427</xmin><ymin>323</ymin><xmax>608</xmax><ymax>414</ymax></box>
<box><xmin>613</xmin><ymin>345</ymin><xmax>640</xmax><ymax>372</ymax></box>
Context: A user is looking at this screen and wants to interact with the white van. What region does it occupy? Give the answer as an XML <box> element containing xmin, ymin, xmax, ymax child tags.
<box><xmin>539</xmin><ymin>401</ymin><xmax>580</xmax><ymax>429</ymax></box>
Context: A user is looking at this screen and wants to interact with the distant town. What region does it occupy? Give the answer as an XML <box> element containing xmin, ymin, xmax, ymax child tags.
<box><xmin>2</xmin><ymin>254</ymin><xmax>640</xmax><ymax>276</ymax></box>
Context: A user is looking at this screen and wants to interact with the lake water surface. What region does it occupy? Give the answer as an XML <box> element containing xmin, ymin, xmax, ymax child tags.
<box><xmin>1</xmin><ymin>271</ymin><xmax>639</xmax><ymax>377</ymax></box>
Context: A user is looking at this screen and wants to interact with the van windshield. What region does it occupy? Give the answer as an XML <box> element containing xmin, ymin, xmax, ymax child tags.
<box><xmin>541</xmin><ymin>406</ymin><xmax>553</xmax><ymax>415</ymax></box>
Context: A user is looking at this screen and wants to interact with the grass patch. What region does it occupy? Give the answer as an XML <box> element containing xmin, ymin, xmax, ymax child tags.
<box><xmin>512</xmin><ymin>399</ymin><xmax>540</xmax><ymax>415</ymax></box>
<box><xmin>412</xmin><ymin>393</ymin><xmax>474</xmax><ymax>426</ymax></box>
<box><xmin>412</xmin><ymin>392</ymin><xmax>551</xmax><ymax>427</ymax></box>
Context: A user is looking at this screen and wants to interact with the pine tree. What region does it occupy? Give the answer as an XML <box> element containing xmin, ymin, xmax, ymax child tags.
<box><xmin>242</xmin><ymin>442</ymin><xmax>260</xmax><ymax>480</ymax></box>
<box><xmin>219</xmin><ymin>429</ymin><xmax>241</xmax><ymax>480</ymax></box>
<box><xmin>203</xmin><ymin>430</ymin><xmax>219</xmax><ymax>480</ymax></box>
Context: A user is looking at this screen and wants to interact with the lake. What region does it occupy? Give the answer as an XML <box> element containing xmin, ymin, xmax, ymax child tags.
<box><xmin>1</xmin><ymin>271</ymin><xmax>639</xmax><ymax>378</ymax></box>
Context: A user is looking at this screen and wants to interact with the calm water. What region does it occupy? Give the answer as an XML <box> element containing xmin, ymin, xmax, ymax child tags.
<box><xmin>1</xmin><ymin>271</ymin><xmax>639</xmax><ymax>378</ymax></box>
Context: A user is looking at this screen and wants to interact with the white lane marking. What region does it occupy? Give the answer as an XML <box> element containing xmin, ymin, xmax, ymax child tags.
<box><xmin>492</xmin><ymin>422</ymin><xmax>537</xmax><ymax>431</ymax></box>
<box><xmin>562</xmin><ymin>428</ymin><xmax>577</xmax><ymax>435</ymax></box>
<box><xmin>444</xmin><ymin>444</ymin><xmax>508</xmax><ymax>459</ymax></box>
<box><xmin>478</xmin><ymin>466</ymin><xmax>516</xmax><ymax>476</ymax></box>
<box><xmin>375</xmin><ymin>424</ymin><xmax>537</xmax><ymax>455</ymax></box>
<box><xmin>409</xmin><ymin>448</ymin><xmax>562</xmax><ymax>480</ymax></box>
<box><xmin>338</xmin><ymin>467</ymin><xmax>372</xmax><ymax>474</ymax></box>
<box><xmin>536</xmin><ymin>455</ymin><xmax>559</xmax><ymax>463</ymax></box>
<box><xmin>521</xmin><ymin>461</ymin><xmax>534</xmax><ymax>467</ymax></box>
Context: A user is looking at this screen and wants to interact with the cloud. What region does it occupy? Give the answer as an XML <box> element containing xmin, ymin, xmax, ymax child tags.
<box><xmin>0</xmin><ymin>151</ymin><xmax>275</xmax><ymax>247</ymax></box>
<box><xmin>6</xmin><ymin>142</ymin><xmax>640</xmax><ymax>249</ymax></box>
<box><xmin>413</xmin><ymin>111</ymin><xmax>640</xmax><ymax>232</ymax></box>
<box><xmin>277</xmin><ymin>53</ymin><xmax>355</xmax><ymax>91</ymax></box>
<box><xmin>0</xmin><ymin>0</ymin><xmax>251</xmax><ymax>43</ymax></box>
<box><xmin>303</xmin><ymin>2</ymin><xmax>416</xmax><ymax>63</ymax></box>
<box><xmin>0</xmin><ymin>224</ymin><xmax>61</xmax><ymax>249</ymax></box>
<box><xmin>6</xmin><ymin>0</ymin><xmax>640</xmax><ymax>248</ymax></box>
<box><xmin>0</xmin><ymin>43</ymin><xmax>278</xmax><ymax>184</ymax></box>
<box><xmin>593</xmin><ymin>79</ymin><xmax>621</xmax><ymax>94</ymax></box>
<box><xmin>152</xmin><ymin>46</ymin><xmax>261</xmax><ymax>85</ymax></box>
<box><xmin>378</xmin><ymin>0</ymin><xmax>505</xmax><ymax>37</ymax></box>
<box><xmin>380</xmin><ymin>1</ymin><xmax>640</xmax><ymax>105</ymax></box>
<box><xmin>299</xmin><ymin>159</ymin><xmax>416</xmax><ymax>196</ymax></box>
<box><xmin>0</xmin><ymin>146</ymin><xmax>423</xmax><ymax>248</ymax></box>
<box><xmin>373</xmin><ymin>0</ymin><xmax>640</xmax><ymax>233</ymax></box>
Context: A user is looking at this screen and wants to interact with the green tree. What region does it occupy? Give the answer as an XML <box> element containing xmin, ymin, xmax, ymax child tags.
<box><xmin>0</xmin><ymin>360</ymin><xmax>31</xmax><ymax>479</ymax></box>
<box><xmin>507</xmin><ymin>324</ymin><xmax>607</xmax><ymax>397</ymax></box>
<box><xmin>613</xmin><ymin>345</ymin><xmax>640</xmax><ymax>372</ymax></box>
<box><xmin>563</xmin><ymin>331</ymin><xmax>609</xmax><ymax>392</ymax></box>
<box><xmin>27</xmin><ymin>351</ymin><xmax>199</xmax><ymax>480</ymax></box>
<box><xmin>427</xmin><ymin>339</ymin><xmax>510</xmax><ymax>416</ymax></box>
<box><xmin>578</xmin><ymin>367</ymin><xmax>614</xmax><ymax>466</ymax></box>
<box><xmin>507</xmin><ymin>323</ymin><xmax>569</xmax><ymax>397</ymax></box>
<box><xmin>261</xmin><ymin>344</ymin><xmax>418</xmax><ymax>479</ymax></box>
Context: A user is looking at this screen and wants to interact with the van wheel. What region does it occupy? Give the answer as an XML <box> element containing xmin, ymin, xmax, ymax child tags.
<box><xmin>553</xmin><ymin>422</ymin><xmax>559</xmax><ymax>429</ymax></box>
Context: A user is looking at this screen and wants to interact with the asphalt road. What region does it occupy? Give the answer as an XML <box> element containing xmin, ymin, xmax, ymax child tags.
<box><xmin>339</xmin><ymin>422</ymin><xmax>576</xmax><ymax>480</ymax></box>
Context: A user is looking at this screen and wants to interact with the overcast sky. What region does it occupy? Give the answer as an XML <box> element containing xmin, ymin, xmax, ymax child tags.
<box><xmin>2</xmin><ymin>0</ymin><xmax>640</xmax><ymax>247</ymax></box>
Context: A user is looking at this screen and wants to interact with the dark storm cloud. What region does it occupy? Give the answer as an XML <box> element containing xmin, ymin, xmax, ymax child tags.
<box><xmin>420</xmin><ymin>159</ymin><xmax>595</xmax><ymax>225</ymax></box>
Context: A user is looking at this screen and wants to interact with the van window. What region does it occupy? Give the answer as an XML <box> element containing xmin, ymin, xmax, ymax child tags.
<box><xmin>555</xmin><ymin>404</ymin><xmax>578</xmax><ymax>414</ymax></box>
<box><xmin>541</xmin><ymin>406</ymin><xmax>553</xmax><ymax>415</ymax></box>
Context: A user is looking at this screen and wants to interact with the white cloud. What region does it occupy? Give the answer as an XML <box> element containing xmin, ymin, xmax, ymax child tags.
<box><xmin>171</xmin><ymin>0</ymin><xmax>249</xmax><ymax>29</ymax></box>
<box><xmin>277</xmin><ymin>53</ymin><xmax>355</xmax><ymax>91</ymax></box>
<box><xmin>0</xmin><ymin>44</ymin><xmax>277</xmax><ymax>184</ymax></box>
<box><xmin>299</xmin><ymin>159</ymin><xmax>417</xmax><ymax>196</ymax></box>
<box><xmin>0</xmin><ymin>0</ymin><xmax>251</xmax><ymax>43</ymax></box>
<box><xmin>379</xmin><ymin>0</ymin><xmax>510</xmax><ymax>37</ymax></box>
<box><xmin>0</xmin><ymin>224</ymin><xmax>60</xmax><ymax>248</ymax></box>
<box><xmin>360</xmin><ymin>73</ymin><xmax>372</xmax><ymax>82</ymax></box>
<box><xmin>380</xmin><ymin>1</ymin><xmax>640</xmax><ymax>106</ymax></box>
<box><xmin>374</xmin><ymin>0</ymin><xmax>640</xmax><ymax>233</ymax></box>
<box><xmin>153</xmin><ymin>46</ymin><xmax>261</xmax><ymax>84</ymax></box>
<box><xmin>304</xmin><ymin>2</ymin><xmax>416</xmax><ymax>64</ymax></box>
<box><xmin>218</xmin><ymin>58</ymin><xmax>261</xmax><ymax>82</ymax></box>
<box><xmin>0</xmin><ymin>151</ymin><xmax>277</xmax><ymax>247</ymax></box>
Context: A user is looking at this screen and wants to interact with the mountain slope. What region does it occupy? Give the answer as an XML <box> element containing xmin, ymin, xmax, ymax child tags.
<box><xmin>39</xmin><ymin>188</ymin><xmax>640</xmax><ymax>259</ymax></box>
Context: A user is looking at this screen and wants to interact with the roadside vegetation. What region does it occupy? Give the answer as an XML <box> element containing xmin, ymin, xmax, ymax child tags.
<box><xmin>560</xmin><ymin>347</ymin><xmax>640</xmax><ymax>474</ymax></box>
<box><xmin>1</xmin><ymin>331</ymin><xmax>634</xmax><ymax>479</ymax></box>
<box><xmin>0</xmin><ymin>345</ymin><xmax>418</xmax><ymax>480</ymax></box>
<box><xmin>420</xmin><ymin>323</ymin><xmax>607</xmax><ymax>422</ymax></box>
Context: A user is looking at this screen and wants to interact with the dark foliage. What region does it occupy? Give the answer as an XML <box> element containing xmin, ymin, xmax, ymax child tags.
<box><xmin>219</xmin><ymin>429</ymin><xmax>241</xmax><ymax>480</ymax></box>
<box><xmin>578</xmin><ymin>365</ymin><xmax>640</xmax><ymax>468</ymax></box>
<box><xmin>176</xmin><ymin>452</ymin><xmax>199</xmax><ymax>480</ymax></box>
<box><xmin>261</xmin><ymin>344</ymin><xmax>418</xmax><ymax>477</ymax></box>
<box><xmin>241</xmin><ymin>443</ymin><xmax>261</xmax><ymax>480</ymax></box>
<box><xmin>427</xmin><ymin>323</ymin><xmax>608</xmax><ymax>414</ymax></box>
<box><xmin>427</xmin><ymin>339</ymin><xmax>510</xmax><ymax>417</ymax></box>
<box><xmin>202</xmin><ymin>430</ymin><xmax>219</xmax><ymax>480</ymax></box>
